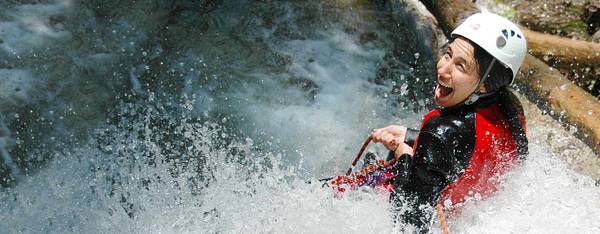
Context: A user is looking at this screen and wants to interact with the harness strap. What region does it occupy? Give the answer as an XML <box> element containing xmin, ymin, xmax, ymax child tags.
<box><xmin>465</xmin><ymin>58</ymin><xmax>496</xmax><ymax>105</ymax></box>
<box><xmin>436</xmin><ymin>204</ymin><xmax>450</xmax><ymax>234</ymax></box>
<box><xmin>347</xmin><ymin>136</ymin><xmax>373</xmax><ymax>175</ymax></box>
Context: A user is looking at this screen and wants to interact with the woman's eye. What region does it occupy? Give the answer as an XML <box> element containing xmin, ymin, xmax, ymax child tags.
<box><xmin>456</xmin><ymin>64</ymin><xmax>465</xmax><ymax>71</ymax></box>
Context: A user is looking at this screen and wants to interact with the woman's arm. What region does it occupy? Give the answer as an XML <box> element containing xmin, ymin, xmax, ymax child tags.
<box><xmin>389</xmin><ymin>119</ymin><xmax>474</xmax><ymax>232</ymax></box>
<box><xmin>371</xmin><ymin>125</ymin><xmax>419</xmax><ymax>150</ymax></box>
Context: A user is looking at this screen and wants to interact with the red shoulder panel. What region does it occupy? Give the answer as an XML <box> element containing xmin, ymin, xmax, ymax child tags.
<box><xmin>439</xmin><ymin>105</ymin><xmax>519</xmax><ymax>215</ymax></box>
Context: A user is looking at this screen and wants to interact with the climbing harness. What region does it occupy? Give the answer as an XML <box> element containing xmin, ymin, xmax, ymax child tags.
<box><xmin>320</xmin><ymin>136</ymin><xmax>451</xmax><ymax>233</ymax></box>
<box><xmin>319</xmin><ymin>136</ymin><xmax>396</xmax><ymax>192</ymax></box>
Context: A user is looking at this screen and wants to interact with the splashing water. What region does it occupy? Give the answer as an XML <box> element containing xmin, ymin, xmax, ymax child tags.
<box><xmin>0</xmin><ymin>0</ymin><xmax>599</xmax><ymax>233</ymax></box>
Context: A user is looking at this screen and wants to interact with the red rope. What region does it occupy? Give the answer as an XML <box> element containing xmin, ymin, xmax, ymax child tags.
<box><xmin>331</xmin><ymin>136</ymin><xmax>451</xmax><ymax>233</ymax></box>
<box><xmin>436</xmin><ymin>203</ymin><xmax>450</xmax><ymax>234</ymax></box>
<box><xmin>346</xmin><ymin>136</ymin><xmax>372</xmax><ymax>175</ymax></box>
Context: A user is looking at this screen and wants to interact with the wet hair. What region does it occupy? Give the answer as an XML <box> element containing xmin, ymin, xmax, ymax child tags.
<box><xmin>464</xmin><ymin>38</ymin><xmax>528</xmax><ymax>157</ymax></box>
<box><xmin>440</xmin><ymin>38</ymin><xmax>528</xmax><ymax>158</ymax></box>
<box><xmin>471</xmin><ymin>41</ymin><xmax>513</xmax><ymax>92</ymax></box>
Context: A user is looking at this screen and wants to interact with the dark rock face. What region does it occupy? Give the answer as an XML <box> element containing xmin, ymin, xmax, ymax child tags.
<box><xmin>584</xmin><ymin>2</ymin><xmax>600</xmax><ymax>35</ymax></box>
<box><xmin>359</xmin><ymin>31</ymin><xmax>378</xmax><ymax>44</ymax></box>
<box><xmin>284</xmin><ymin>77</ymin><xmax>320</xmax><ymax>101</ymax></box>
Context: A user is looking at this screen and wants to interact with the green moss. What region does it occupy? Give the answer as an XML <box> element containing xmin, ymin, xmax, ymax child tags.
<box><xmin>356</xmin><ymin>0</ymin><xmax>371</xmax><ymax>5</ymax></box>
<box><xmin>500</xmin><ymin>7</ymin><xmax>519</xmax><ymax>21</ymax></box>
<box><xmin>562</xmin><ymin>21</ymin><xmax>588</xmax><ymax>33</ymax></box>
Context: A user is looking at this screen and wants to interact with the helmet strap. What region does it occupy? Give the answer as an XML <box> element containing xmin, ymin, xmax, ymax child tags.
<box><xmin>465</xmin><ymin>58</ymin><xmax>496</xmax><ymax>105</ymax></box>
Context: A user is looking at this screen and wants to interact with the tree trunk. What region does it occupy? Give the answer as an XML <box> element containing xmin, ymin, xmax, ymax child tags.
<box><xmin>524</xmin><ymin>28</ymin><xmax>600</xmax><ymax>67</ymax></box>
<box><xmin>419</xmin><ymin>0</ymin><xmax>600</xmax><ymax>153</ymax></box>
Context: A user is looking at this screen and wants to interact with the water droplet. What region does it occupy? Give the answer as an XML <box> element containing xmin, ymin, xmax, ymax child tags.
<box><xmin>560</xmin><ymin>84</ymin><xmax>567</xmax><ymax>91</ymax></box>
<box><xmin>543</xmin><ymin>55</ymin><xmax>551</xmax><ymax>61</ymax></box>
<box><xmin>400</xmin><ymin>83</ymin><xmax>408</xmax><ymax>96</ymax></box>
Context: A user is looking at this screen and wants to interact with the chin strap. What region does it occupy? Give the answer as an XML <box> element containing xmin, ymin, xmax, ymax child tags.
<box><xmin>465</xmin><ymin>58</ymin><xmax>496</xmax><ymax>105</ymax></box>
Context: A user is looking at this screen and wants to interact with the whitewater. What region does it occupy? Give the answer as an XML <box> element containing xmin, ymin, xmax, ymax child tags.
<box><xmin>0</xmin><ymin>0</ymin><xmax>598</xmax><ymax>233</ymax></box>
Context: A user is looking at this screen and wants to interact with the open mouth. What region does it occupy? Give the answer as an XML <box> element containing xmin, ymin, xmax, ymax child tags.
<box><xmin>437</xmin><ymin>81</ymin><xmax>453</xmax><ymax>98</ymax></box>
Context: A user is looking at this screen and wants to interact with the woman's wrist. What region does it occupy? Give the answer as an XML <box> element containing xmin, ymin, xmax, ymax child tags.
<box><xmin>394</xmin><ymin>142</ymin><xmax>414</xmax><ymax>160</ymax></box>
<box><xmin>394</xmin><ymin>125</ymin><xmax>408</xmax><ymax>143</ymax></box>
<box><xmin>372</xmin><ymin>125</ymin><xmax>408</xmax><ymax>151</ymax></box>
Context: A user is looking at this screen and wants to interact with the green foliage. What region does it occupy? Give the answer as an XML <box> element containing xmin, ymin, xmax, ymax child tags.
<box><xmin>499</xmin><ymin>7</ymin><xmax>519</xmax><ymax>21</ymax></box>
<box><xmin>561</xmin><ymin>21</ymin><xmax>588</xmax><ymax>34</ymax></box>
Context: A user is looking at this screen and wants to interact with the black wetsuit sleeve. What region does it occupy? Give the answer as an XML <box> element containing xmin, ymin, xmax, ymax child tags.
<box><xmin>404</xmin><ymin>128</ymin><xmax>419</xmax><ymax>146</ymax></box>
<box><xmin>390</xmin><ymin>121</ymin><xmax>473</xmax><ymax>232</ymax></box>
<box><xmin>385</xmin><ymin>128</ymin><xmax>419</xmax><ymax>161</ymax></box>
<box><xmin>498</xmin><ymin>89</ymin><xmax>528</xmax><ymax>159</ymax></box>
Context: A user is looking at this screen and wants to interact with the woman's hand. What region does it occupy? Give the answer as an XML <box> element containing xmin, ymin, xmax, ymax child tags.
<box><xmin>394</xmin><ymin>142</ymin><xmax>414</xmax><ymax>159</ymax></box>
<box><xmin>371</xmin><ymin>125</ymin><xmax>407</xmax><ymax>151</ymax></box>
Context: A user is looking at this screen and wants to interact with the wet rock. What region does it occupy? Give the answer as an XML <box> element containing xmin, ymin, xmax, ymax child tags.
<box><xmin>48</xmin><ymin>15</ymin><xmax>66</xmax><ymax>27</ymax></box>
<box><xmin>284</xmin><ymin>77</ymin><xmax>320</xmax><ymax>101</ymax></box>
<box><xmin>199</xmin><ymin>0</ymin><xmax>223</xmax><ymax>14</ymax></box>
<box><xmin>514</xmin><ymin>0</ymin><xmax>591</xmax><ymax>39</ymax></box>
<box><xmin>359</xmin><ymin>31</ymin><xmax>378</xmax><ymax>44</ymax></box>
<box><xmin>486</xmin><ymin>0</ymin><xmax>600</xmax><ymax>102</ymax></box>
<box><xmin>593</xmin><ymin>29</ymin><xmax>600</xmax><ymax>42</ymax></box>
<box><xmin>583</xmin><ymin>2</ymin><xmax>600</xmax><ymax>35</ymax></box>
<box><xmin>0</xmin><ymin>69</ymin><xmax>39</xmax><ymax>112</ymax></box>
<box><xmin>516</xmin><ymin>91</ymin><xmax>600</xmax><ymax>181</ymax></box>
<box><xmin>273</xmin><ymin>23</ymin><xmax>306</xmax><ymax>40</ymax></box>
<box><xmin>400</xmin><ymin>0</ymin><xmax>447</xmax><ymax>59</ymax></box>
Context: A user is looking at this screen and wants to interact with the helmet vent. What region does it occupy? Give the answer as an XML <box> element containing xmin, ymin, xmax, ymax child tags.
<box><xmin>496</xmin><ymin>36</ymin><xmax>507</xmax><ymax>48</ymax></box>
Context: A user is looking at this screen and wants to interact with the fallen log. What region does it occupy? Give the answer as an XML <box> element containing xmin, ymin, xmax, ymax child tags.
<box><xmin>422</xmin><ymin>0</ymin><xmax>600</xmax><ymax>68</ymax></box>
<box><xmin>523</xmin><ymin>27</ymin><xmax>600</xmax><ymax>68</ymax></box>
<box><xmin>519</xmin><ymin>55</ymin><xmax>600</xmax><ymax>151</ymax></box>
<box><xmin>419</xmin><ymin>0</ymin><xmax>600</xmax><ymax>153</ymax></box>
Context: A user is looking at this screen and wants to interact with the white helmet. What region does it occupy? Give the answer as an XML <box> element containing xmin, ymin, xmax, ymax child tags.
<box><xmin>451</xmin><ymin>12</ymin><xmax>527</xmax><ymax>82</ymax></box>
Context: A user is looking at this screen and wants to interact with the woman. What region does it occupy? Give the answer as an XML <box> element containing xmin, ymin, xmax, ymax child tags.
<box><xmin>371</xmin><ymin>12</ymin><xmax>529</xmax><ymax>232</ymax></box>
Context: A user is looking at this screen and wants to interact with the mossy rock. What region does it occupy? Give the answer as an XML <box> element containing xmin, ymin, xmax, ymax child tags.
<box><xmin>503</xmin><ymin>0</ymin><xmax>593</xmax><ymax>40</ymax></box>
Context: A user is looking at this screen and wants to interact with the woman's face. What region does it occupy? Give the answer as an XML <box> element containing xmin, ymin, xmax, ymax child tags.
<box><xmin>435</xmin><ymin>37</ymin><xmax>482</xmax><ymax>107</ymax></box>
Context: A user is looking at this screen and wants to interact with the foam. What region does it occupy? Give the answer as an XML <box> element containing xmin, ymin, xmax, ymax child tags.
<box><xmin>0</xmin><ymin>69</ymin><xmax>40</xmax><ymax>111</ymax></box>
<box><xmin>451</xmin><ymin>143</ymin><xmax>600</xmax><ymax>233</ymax></box>
<box><xmin>0</xmin><ymin>1</ymin><xmax>72</xmax><ymax>56</ymax></box>
<box><xmin>0</xmin><ymin>1</ymin><xmax>598</xmax><ymax>233</ymax></box>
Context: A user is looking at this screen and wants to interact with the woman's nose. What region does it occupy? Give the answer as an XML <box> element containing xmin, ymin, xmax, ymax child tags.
<box><xmin>437</xmin><ymin>62</ymin><xmax>451</xmax><ymax>80</ymax></box>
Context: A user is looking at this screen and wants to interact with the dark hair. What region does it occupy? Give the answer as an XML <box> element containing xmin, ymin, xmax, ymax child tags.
<box><xmin>497</xmin><ymin>88</ymin><xmax>529</xmax><ymax>158</ymax></box>
<box><xmin>473</xmin><ymin>41</ymin><xmax>527</xmax><ymax>156</ymax></box>
<box><xmin>471</xmin><ymin>42</ymin><xmax>513</xmax><ymax>92</ymax></box>
<box><xmin>470</xmin><ymin>39</ymin><xmax>528</xmax><ymax>157</ymax></box>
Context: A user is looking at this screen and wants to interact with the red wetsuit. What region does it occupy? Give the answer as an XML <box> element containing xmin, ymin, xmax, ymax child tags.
<box><xmin>389</xmin><ymin>89</ymin><xmax>528</xmax><ymax>232</ymax></box>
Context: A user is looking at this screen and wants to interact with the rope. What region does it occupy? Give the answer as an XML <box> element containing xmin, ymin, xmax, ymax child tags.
<box><xmin>436</xmin><ymin>203</ymin><xmax>450</xmax><ymax>234</ymax></box>
<box><xmin>332</xmin><ymin>135</ymin><xmax>451</xmax><ymax>234</ymax></box>
<box><xmin>346</xmin><ymin>136</ymin><xmax>373</xmax><ymax>175</ymax></box>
